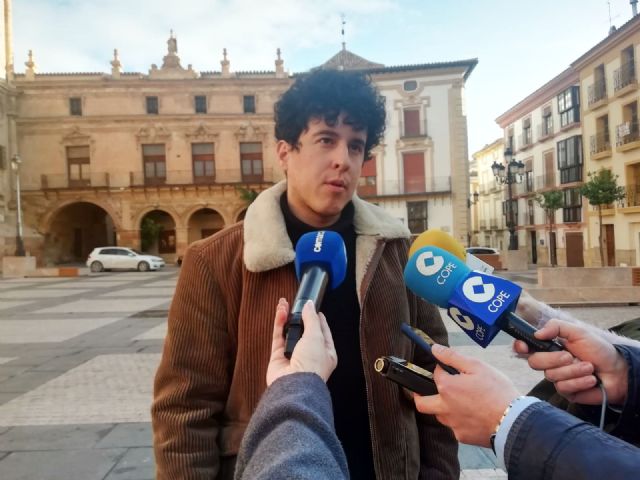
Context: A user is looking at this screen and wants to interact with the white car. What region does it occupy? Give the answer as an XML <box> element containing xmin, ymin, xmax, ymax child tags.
<box><xmin>86</xmin><ymin>247</ymin><xmax>165</xmax><ymax>272</ymax></box>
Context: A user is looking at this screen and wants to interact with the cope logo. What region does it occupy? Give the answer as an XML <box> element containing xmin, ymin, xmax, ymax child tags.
<box><xmin>448</xmin><ymin>307</ymin><xmax>474</xmax><ymax>331</ymax></box>
<box><xmin>313</xmin><ymin>231</ymin><xmax>325</xmax><ymax>252</ymax></box>
<box><xmin>416</xmin><ymin>251</ymin><xmax>445</xmax><ymax>277</ymax></box>
<box><xmin>462</xmin><ymin>276</ymin><xmax>496</xmax><ymax>303</ymax></box>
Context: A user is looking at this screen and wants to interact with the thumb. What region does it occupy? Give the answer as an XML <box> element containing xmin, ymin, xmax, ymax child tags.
<box><xmin>431</xmin><ymin>344</ymin><xmax>477</xmax><ymax>372</ymax></box>
<box><xmin>534</xmin><ymin>318</ymin><xmax>580</xmax><ymax>342</ymax></box>
<box><xmin>301</xmin><ymin>300</ymin><xmax>321</xmax><ymax>335</ymax></box>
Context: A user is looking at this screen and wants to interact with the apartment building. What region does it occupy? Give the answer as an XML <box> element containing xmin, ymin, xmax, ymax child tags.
<box><xmin>471</xmin><ymin>139</ymin><xmax>507</xmax><ymax>251</ymax></box>
<box><xmin>572</xmin><ymin>13</ymin><xmax>640</xmax><ymax>266</ymax></box>
<box><xmin>495</xmin><ymin>68</ymin><xmax>586</xmax><ymax>266</ymax></box>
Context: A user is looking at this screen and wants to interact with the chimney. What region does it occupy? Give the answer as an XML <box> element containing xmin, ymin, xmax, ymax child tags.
<box><xmin>632</xmin><ymin>0</ymin><xmax>638</xmax><ymax>17</ymax></box>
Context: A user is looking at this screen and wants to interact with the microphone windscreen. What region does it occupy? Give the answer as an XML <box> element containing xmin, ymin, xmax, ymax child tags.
<box><xmin>404</xmin><ymin>246</ymin><xmax>469</xmax><ymax>308</ymax></box>
<box><xmin>408</xmin><ymin>229</ymin><xmax>466</xmax><ymax>261</ymax></box>
<box><xmin>294</xmin><ymin>231</ymin><xmax>347</xmax><ymax>290</ymax></box>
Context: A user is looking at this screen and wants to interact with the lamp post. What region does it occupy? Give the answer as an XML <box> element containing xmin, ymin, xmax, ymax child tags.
<box><xmin>491</xmin><ymin>147</ymin><xmax>524</xmax><ymax>251</ymax></box>
<box><xmin>11</xmin><ymin>154</ymin><xmax>25</xmax><ymax>257</ymax></box>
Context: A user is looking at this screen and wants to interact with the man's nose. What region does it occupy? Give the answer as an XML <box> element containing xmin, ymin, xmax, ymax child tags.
<box><xmin>331</xmin><ymin>142</ymin><xmax>350</xmax><ymax>169</ymax></box>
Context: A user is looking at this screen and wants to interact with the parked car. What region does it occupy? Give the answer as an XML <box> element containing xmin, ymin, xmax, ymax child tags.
<box><xmin>466</xmin><ymin>247</ymin><xmax>500</xmax><ymax>255</ymax></box>
<box><xmin>86</xmin><ymin>247</ymin><xmax>165</xmax><ymax>272</ymax></box>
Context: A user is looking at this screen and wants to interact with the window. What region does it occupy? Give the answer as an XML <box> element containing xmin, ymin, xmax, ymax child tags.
<box><xmin>403</xmin><ymin>109</ymin><xmax>421</xmax><ymax>137</ymax></box>
<box><xmin>525</xmin><ymin>159</ymin><xmax>534</xmax><ymax>192</ymax></box>
<box><xmin>615</xmin><ymin>45</ymin><xmax>637</xmax><ymax>91</ymax></box>
<box><xmin>67</xmin><ymin>145</ymin><xmax>91</xmax><ymax>187</ymax></box>
<box><xmin>618</xmin><ymin>101</ymin><xmax>639</xmax><ymax>146</ymax></box>
<box><xmin>403</xmin><ymin>80</ymin><xmax>418</xmax><ymax>91</ymax></box>
<box><xmin>588</xmin><ymin>65</ymin><xmax>607</xmax><ymax>106</ymax></box>
<box><xmin>192</xmin><ymin>143</ymin><xmax>215</xmax><ymax>182</ymax></box>
<box><xmin>69</xmin><ymin>97</ymin><xmax>82</xmax><ymax>116</ymax></box>
<box><xmin>541</xmin><ymin>105</ymin><xmax>553</xmax><ymax>137</ymax></box>
<box><xmin>527</xmin><ymin>199</ymin><xmax>534</xmax><ymax>225</ymax></box>
<box><xmin>402</xmin><ymin>152</ymin><xmax>425</xmax><ymax>193</ymax></box>
<box><xmin>357</xmin><ymin>156</ymin><xmax>377</xmax><ymax>196</ymax></box>
<box><xmin>502</xmin><ymin>199</ymin><xmax>518</xmax><ymax>228</ymax></box>
<box><xmin>591</xmin><ymin>114</ymin><xmax>610</xmax><ymax>154</ymax></box>
<box><xmin>407</xmin><ymin>201</ymin><xmax>428</xmax><ymax>234</ymax></box>
<box><xmin>557</xmin><ymin>136</ymin><xmax>582</xmax><ymax>184</ymax></box>
<box><xmin>543</xmin><ymin>151</ymin><xmax>555</xmax><ymax>188</ymax></box>
<box><xmin>522</xmin><ymin>117</ymin><xmax>532</xmax><ymax>146</ymax></box>
<box><xmin>557</xmin><ymin>86</ymin><xmax>580</xmax><ymax>127</ymax></box>
<box><xmin>195</xmin><ymin>95</ymin><xmax>207</xmax><ymax>114</ymax></box>
<box><xmin>563</xmin><ymin>188</ymin><xmax>582</xmax><ymax>223</ymax></box>
<box><xmin>146</xmin><ymin>96</ymin><xmax>159</xmax><ymax>115</ymax></box>
<box><xmin>142</xmin><ymin>144</ymin><xmax>166</xmax><ymax>185</ymax></box>
<box><xmin>240</xmin><ymin>142</ymin><xmax>263</xmax><ymax>182</ymax></box>
<box><xmin>243</xmin><ymin>95</ymin><xmax>256</xmax><ymax>114</ymax></box>
<box><xmin>507</xmin><ymin>127</ymin><xmax>515</xmax><ymax>150</ymax></box>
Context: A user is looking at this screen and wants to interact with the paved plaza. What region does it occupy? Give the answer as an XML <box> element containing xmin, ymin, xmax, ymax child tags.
<box><xmin>0</xmin><ymin>268</ymin><xmax>638</xmax><ymax>480</ymax></box>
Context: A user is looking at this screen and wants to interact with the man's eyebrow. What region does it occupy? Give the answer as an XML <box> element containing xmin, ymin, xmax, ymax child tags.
<box><xmin>311</xmin><ymin>129</ymin><xmax>339</xmax><ymax>137</ymax></box>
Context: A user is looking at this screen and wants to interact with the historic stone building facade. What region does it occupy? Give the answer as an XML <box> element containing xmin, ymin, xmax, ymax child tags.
<box><xmin>0</xmin><ymin>5</ymin><xmax>477</xmax><ymax>268</ymax></box>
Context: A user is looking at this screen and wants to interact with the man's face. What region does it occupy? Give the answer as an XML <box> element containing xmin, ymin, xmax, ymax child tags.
<box><xmin>277</xmin><ymin>114</ymin><xmax>367</xmax><ymax>228</ymax></box>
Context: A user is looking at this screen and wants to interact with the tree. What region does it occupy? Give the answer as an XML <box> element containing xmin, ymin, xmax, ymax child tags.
<box><xmin>535</xmin><ymin>189</ymin><xmax>564</xmax><ymax>266</ymax></box>
<box><xmin>579</xmin><ymin>168</ymin><xmax>626</xmax><ymax>266</ymax></box>
<box><xmin>238</xmin><ymin>187</ymin><xmax>259</xmax><ymax>205</ymax></box>
<box><xmin>140</xmin><ymin>217</ymin><xmax>163</xmax><ymax>252</ymax></box>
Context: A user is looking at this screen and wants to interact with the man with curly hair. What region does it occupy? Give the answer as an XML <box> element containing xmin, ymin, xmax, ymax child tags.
<box><xmin>152</xmin><ymin>69</ymin><xmax>459</xmax><ymax>479</ymax></box>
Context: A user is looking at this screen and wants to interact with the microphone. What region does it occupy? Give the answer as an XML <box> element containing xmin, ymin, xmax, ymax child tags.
<box><xmin>409</xmin><ymin>229</ymin><xmax>494</xmax><ymax>273</ymax></box>
<box><xmin>284</xmin><ymin>230</ymin><xmax>347</xmax><ymax>358</ymax></box>
<box><xmin>404</xmin><ymin>245</ymin><xmax>562</xmax><ymax>352</ymax></box>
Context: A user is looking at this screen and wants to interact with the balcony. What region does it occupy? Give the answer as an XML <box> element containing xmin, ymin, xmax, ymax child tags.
<box><xmin>614</xmin><ymin>62</ymin><xmax>637</xmax><ymax>96</ymax></box>
<box><xmin>625</xmin><ymin>184</ymin><xmax>640</xmax><ymax>207</ymax></box>
<box><xmin>23</xmin><ymin>168</ymin><xmax>277</xmax><ymax>191</ymax></box>
<box><xmin>534</xmin><ymin>173</ymin><xmax>556</xmax><ymax>190</ymax></box>
<box><xmin>537</xmin><ymin>122</ymin><xmax>554</xmax><ymax>141</ymax></box>
<box><xmin>479</xmin><ymin>219</ymin><xmax>487</xmax><ymax>230</ymax></box>
<box><xmin>518</xmin><ymin>131</ymin><xmax>533</xmax><ymax>151</ymax></box>
<box><xmin>563</xmin><ymin>206</ymin><xmax>582</xmax><ymax>223</ymax></box>
<box><xmin>376</xmin><ymin>176</ymin><xmax>451</xmax><ymax>196</ymax></box>
<box><xmin>587</xmin><ymin>81</ymin><xmax>607</xmax><ymax>108</ymax></box>
<box><xmin>590</xmin><ymin>132</ymin><xmax>611</xmax><ymax>159</ymax></box>
<box><xmin>616</xmin><ymin>120</ymin><xmax>640</xmax><ymax>152</ymax></box>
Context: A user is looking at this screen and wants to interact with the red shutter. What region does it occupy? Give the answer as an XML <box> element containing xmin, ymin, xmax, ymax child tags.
<box><xmin>403</xmin><ymin>152</ymin><xmax>425</xmax><ymax>193</ymax></box>
<box><xmin>361</xmin><ymin>157</ymin><xmax>377</xmax><ymax>176</ymax></box>
<box><xmin>404</xmin><ymin>110</ymin><xmax>421</xmax><ymax>136</ymax></box>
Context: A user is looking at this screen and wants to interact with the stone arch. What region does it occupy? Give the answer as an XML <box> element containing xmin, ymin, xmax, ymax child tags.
<box><xmin>40</xmin><ymin>198</ymin><xmax>121</xmax><ymax>234</ymax></box>
<box><xmin>133</xmin><ymin>205</ymin><xmax>181</xmax><ymax>230</ymax></box>
<box><xmin>40</xmin><ymin>200</ymin><xmax>119</xmax><ymax>265</ymax></box>
<box><xmin>236</xmin><ymin>207</ymin><xmax>248</xmax><ymax>222</ymax></box>
<box><xmin>186</xmin><ymin>207</ymin><xmax>225</xmax><ymax>244</ymax></box>
<box><xmin>139</xmin><ymin>209</ymin><xmax>178</xmax><ymax>255</ymax></box>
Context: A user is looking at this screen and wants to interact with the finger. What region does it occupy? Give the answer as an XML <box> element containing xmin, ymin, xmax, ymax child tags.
<box><xmin>513</xmin><ymin>340</ymin><xmax>530</xmax><ymax>355</ymax></box>
<box><xmin>555</xmin><ymin>375</ymin><xmax>599</xmax><ymax>397</ymax></box>
<box><xmin>431</xmin><ymin>344</ymin><xmax>478</xmax><ymax>373</ymax></box>
<box><xmin>527</xmin><ymin>351</ymin><xmax>575</xmax><ymax>371</ymax></box>
<box><xmin>413</xmin><ymin>393</ymin><xmax>443</xmax><ymax>415</ymax></box>
<box><xmin>271</xmin><ymin>298</ymin><xmax>289</xmax><ymax>354</ymax></box>
<box><xmin>301</xmin><ymin>300</ymin><xmax>321</xmax><ymax>335</ymax></box>
<box><xmin>544</xmin><ymin>361</ymin><xmax>594</xmax><ymax>383</ymax></box>
<box><xmin>534</xmin><ymin>318</ymin><xmax>583</xmax><ymax>343</ymax></box>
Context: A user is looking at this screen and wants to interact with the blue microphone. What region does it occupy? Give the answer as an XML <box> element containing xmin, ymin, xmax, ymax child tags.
<box><xmin>284</xmin><ymin>231</ymin><xmax>347</xmax><ymax>358</ymax></box>
<box><xmin>404</xmin><ymin>246</ymin><xmax>562</xmax><ymax>352</ymax></box>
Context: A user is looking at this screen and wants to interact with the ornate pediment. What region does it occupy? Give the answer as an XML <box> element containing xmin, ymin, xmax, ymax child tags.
<box><xmin>185</xmin><ymin>123</ymin><xmax>219</xmax><ymax>141</ymax></box>
<box><xmin>61</xmin><ymin>126</ymin><xmax>93</xmax><ymax>145</ymax></box>
<box><xmin>148</xmin><ymin>31</ymin><xmax>199</xmax><ymax>80</ymax></box>
<box><xmin>234</xmin><ymin>122</ymin><xmax>267</xmax><ymax>140</ymax></box>
<box><xmin>136</xmin><ymin>124</ymin><xmax>172</xmax><ymax>142</ymax></box>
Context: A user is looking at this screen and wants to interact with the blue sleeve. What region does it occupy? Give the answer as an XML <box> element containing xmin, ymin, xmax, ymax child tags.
<box><xmin>234</xmin><ymin>372</ymin><xmax>349</xmax><ymax>480</ymax></box>
<box><xmin>613</xmin><ymin>345</ymin><xmax>640</xmax><ymax>438</ymax></box>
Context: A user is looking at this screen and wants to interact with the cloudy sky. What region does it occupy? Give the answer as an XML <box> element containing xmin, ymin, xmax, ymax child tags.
<box><xmin>12</xmin><ymin>0</ymin><xmax>637</xmax><ymax>153</ymax></box>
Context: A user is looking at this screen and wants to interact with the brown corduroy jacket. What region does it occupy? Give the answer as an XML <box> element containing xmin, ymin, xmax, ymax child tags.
<box><xmin>152</xmin><ymin>181</ymin><xmax>459</xmax><ymax>479</ymax></box>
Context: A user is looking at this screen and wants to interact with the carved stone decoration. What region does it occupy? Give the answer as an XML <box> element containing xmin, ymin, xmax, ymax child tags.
<box><xmin>234</xmin><ymin>122</ymin><xmax>266</xmax><ymax>141</ymax></box>
<box><xmin>61</xmin><ymin>126</ymin><xmax>94</xmax><ymax>146</ymax></box>
<box><xmin>275</xmin><ymin>48</ymin><xmax>285</xmax><ymax>78</ymax></box>
<box><xmin>221</xmin><ymin>48</ymin><xmax>231</xmax><ymax>78</ymax></box>
<box><xmin>111</xmin><ymin>49</ymin><xmax>122</xmax><ymax>78</ymax></box>
<box><xmin>136</xmin><ymin>124</ymin><xmax>172</xmax><ymax>143</ymax></box>
<box><xmin>24</xmin><ymin>50</ymin><xmax>36</xmax><ymax>81</ymax></box>
<box><xmin>185</xmin><ymin>123</ymin><xmax>219</xmax><ymax>142</ymax></box>
<box><xmin>148</xmin><ymin>31</ymin><xmax>198</xmax><ymax>80</ymax></box>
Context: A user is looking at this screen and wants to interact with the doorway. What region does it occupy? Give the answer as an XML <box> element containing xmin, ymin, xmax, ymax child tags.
<box><xmin>565</xmin><ymin>232</ymin><xmax>585</xmax><ymax>267</ymax></box>
<box><xmin>529</xmin><ymin>231</ymin><xmax>537</xmax><ymax>264</ymax></box>
<box><xmin>604</xmin><ymin>224</ymin><xmax>616</xmax><ymax>266</ymax></box>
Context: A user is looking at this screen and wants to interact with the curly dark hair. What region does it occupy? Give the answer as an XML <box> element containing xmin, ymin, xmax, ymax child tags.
<box><xmin>274</xmin><ymin>69</ymin><xmax>386</xmax><ymax>159</ymax></box>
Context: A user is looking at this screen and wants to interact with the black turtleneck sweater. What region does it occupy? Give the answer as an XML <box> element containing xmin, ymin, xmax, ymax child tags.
<box><xmin>280</xmin><ymin>193</ymin><xmax>376</xmax><ymax>479</ymax></box>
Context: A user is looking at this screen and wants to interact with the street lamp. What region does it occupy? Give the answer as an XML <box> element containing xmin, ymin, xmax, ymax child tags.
<box><xmin>467</xmin><ymin>191</ymin><xmax>479</xmax><ymax>208</ymax></box>
<box><xmin>11</xmin><ymin>154</ymin><xmax>25</xmax><ymax>257</ymax></box>
<box><xmin>491</xmin><ymin>147</ymin><xmax>525</xmax><ymax>251</ymax></box>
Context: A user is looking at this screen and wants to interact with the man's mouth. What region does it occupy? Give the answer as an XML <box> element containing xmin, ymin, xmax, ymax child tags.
<box><xmin>326</xmin><ymin>179</ymin><xmax>347</xmax><ymax>189</ymax></box>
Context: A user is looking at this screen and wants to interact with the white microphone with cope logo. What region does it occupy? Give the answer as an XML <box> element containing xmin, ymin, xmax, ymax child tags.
<box><xmin>404</xmin><ymin>246</ymin><xmax>563</xmax><ymax>352</ymax></box>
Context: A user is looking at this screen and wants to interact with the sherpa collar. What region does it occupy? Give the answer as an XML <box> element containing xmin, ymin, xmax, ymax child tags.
<box><xmin>243</xmin><ymin>180</ymin><xmax>409</xmax><ymax>273</ymax></box>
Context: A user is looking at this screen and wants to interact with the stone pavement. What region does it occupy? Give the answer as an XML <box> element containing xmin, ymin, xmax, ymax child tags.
<box><xmin>0</xmin><ymin>268</ymin><xmax>638</xmax><ymax>480</ymax></box>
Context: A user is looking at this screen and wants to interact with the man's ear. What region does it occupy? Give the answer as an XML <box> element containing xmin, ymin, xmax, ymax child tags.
<box><xmin>276</xmin><ymin>140</ymin><xmax>292</xmax><ymax>173</ymax></box>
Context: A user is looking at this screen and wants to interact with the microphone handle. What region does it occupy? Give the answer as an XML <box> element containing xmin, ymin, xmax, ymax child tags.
<box><xmin>284</xmin><ymin>266</ymin><xmax>329</xmax><ymax>359</ymax></box>
<box><xmin>503</xmin><ymin>311</ymin><xmax>564</xmax><ymax>352</ymax></box>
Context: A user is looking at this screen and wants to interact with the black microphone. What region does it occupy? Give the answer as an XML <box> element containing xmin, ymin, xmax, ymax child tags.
<box><xmin>284</xmin><ymin>231</ymin><xmax>347</xmax><ymax>358</ymax></box>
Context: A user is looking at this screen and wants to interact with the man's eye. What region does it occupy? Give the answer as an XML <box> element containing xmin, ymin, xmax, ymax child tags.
<box><xmin>349</xmin><ymin>144</ymin><xmax>364</xmax><ymax>153</ymax></box>
<box><xmin>319</xmin><ymin>137</ymin><xmax>334</xmax><ymax>144</ymax></box>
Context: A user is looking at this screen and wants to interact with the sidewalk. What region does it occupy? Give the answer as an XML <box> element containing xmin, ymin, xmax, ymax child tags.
<box><xmin>0</xmin><ymin>270</ymin><xmax>638</xmax><ymax>479</ymax></box>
